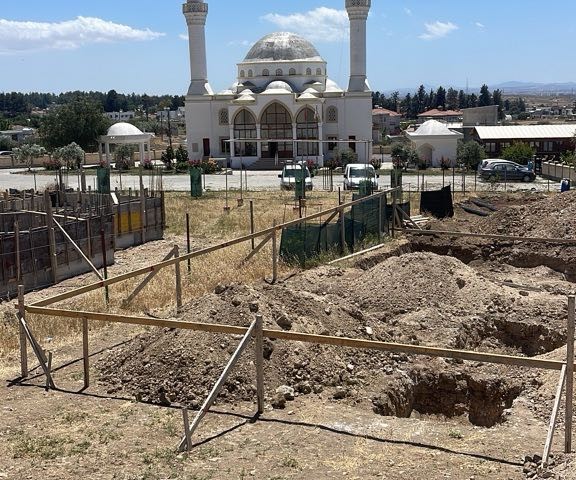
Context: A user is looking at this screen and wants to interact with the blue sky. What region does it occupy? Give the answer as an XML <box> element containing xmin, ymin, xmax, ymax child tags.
<box><xmin>2</xmin><ymin>0</ymin><xmax>575</xmax><ymax>95</ymax></box>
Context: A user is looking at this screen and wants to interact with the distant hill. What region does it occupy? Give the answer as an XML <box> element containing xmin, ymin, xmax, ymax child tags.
<box><xmin>381</xmin><ymin>81</ymin><xmax>576</xmax><ymax>96</ymax></box>
<box><xmin>489</xmin><ymin>81</ymin><xmax>576</xmax><ymax>95</ymax></box>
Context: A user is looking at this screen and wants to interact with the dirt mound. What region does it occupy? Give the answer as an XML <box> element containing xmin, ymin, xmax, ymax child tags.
<box><xmin>477</xmin><ymin>191</ymin><xmax>576</xmax><ymax>239</ymax></box>
<box><xmin>411</xmin><ymin>193</ymin><xmax>576</xmax><ymax>278</ymax></box>
<box><xmin>97</xmin><ymin>252</ymin><xmax>568</xmax><ymax>427</ymax></box>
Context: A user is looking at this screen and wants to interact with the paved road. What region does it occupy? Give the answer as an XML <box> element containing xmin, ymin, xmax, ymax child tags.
<box><xmin>0</xmin><ymin>168</ymin><xmax>561</xmax><ymax>193</ymax></box>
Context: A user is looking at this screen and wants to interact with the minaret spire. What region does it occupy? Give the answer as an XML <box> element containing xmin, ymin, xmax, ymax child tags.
<box><xmin>183</xmin><ymin>0</ymin><xmax>210</xmax><ymax>96</ymax></box>
<box><xmin>345</xmin><ymin>0</ymin><xmax>371</xmax><ymax>93</ymax></box>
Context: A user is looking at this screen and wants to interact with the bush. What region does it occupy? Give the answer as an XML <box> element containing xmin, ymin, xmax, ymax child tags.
<box><xmin>324</xmin><ymin>157</ymin><xmax>342</xmax><ymax>170</ymax></box>
<box><xmin>114</xmin><ymin>144</ymin><xmax>135</xmax><ymax>171</ymax></box>
<box><xmin>370</xmin><ymin>157</ymin><xmax>382</xmax><ymax>170</ymax></box>
<box><xmin>306</xmin><ymin>159</ymin><xmax>318</xmax><ymax>176</ymax></box>
<box><xmin>502</xmin><ymin>142</ymin><xmax>535</xmax><ymax>165</ymax></box>
<box><xmin>43</xmin><ymin>157</ymin><xmax>63</xmax><ymax>170</ymax></box>
<box><xmin>189</xmin><ymin>157</ymin><xmax>220</xmax><ymax>174</ymax></box>
<box><xmin>142</xmin><ymin>158</ymin><xmax>154</xmax><ymax>170</ymax></box>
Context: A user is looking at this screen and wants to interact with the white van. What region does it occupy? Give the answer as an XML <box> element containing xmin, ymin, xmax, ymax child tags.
<box><xmin>278</xmin><ymin>164</ymin><xmax>313</xmax><ymax>191</ymax></box>
<box><xmin>343</xmin><ymin>163</ymin><xmax>379</xmax><ymax>191</ymax></box>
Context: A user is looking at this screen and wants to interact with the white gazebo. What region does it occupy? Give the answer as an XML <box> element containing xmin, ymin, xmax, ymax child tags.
<box><xmin>407</xmin><ymin>120</ymin><xmax>463</xmax><ymax>167</ymax></box>
<box><xmin>98</xmin><ymin>122</ymin><xmax>153</xmax><ymax>166</ymax></box>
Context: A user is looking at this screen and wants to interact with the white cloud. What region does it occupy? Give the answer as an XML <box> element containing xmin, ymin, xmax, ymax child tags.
<box><xmin>227</xmin><ymin>40</ymin><xmax>253</xmax><ymax>47</ymax></box>
<box><xmin>261</xmin><ymin>7</ymin><xmax>348</xmax><ymax>43</ymax></box>
<box><xmin>0</xmin><ymin>16</ymin><xmax>164</xmax><ymax>54</ymax></box>
<box><xmin>179</xmin><ymin>33</ymin><xmax>189</xmax><ymax>41</ymax></box>
<box><xmin>475</xmin><ymin>22</ymin><xmax>485</xmax><ymax>29</ymax></box>
<box><xmin>419</xmin><ymin>21</ymin><xmax>458</xmax><ymax>40</ymax></box>
<box><xmin>404</xmin><ymin>8</ymin><xmax>413</xmax><ymax>16</ymax></box>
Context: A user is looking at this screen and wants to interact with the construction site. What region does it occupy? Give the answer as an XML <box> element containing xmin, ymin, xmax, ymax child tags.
<box><xmin>1</xmin><ymin>182</ymin><xmax>576</xmax><ymax>480</ymax></box>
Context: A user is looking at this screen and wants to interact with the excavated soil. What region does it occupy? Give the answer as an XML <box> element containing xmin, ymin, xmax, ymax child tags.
<box><xmin>411</xmin><ymin>191</ymin><xmax>576</xmax><ymax>279</ymax></box>
<box><xmin>98</xmin><ymin>252</ymin><xmax>569</xmax><ymax>429</ymax></box>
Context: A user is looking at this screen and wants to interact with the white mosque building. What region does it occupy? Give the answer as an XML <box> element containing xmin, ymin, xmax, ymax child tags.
<box><xmin>182</xmin><ymin>0</ymin><xmax>372</xmax><ymax>168</ymax></box>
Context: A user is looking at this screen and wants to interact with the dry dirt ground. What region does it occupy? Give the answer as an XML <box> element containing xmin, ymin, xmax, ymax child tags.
<box><xmin>2</xmin><ymin>192</ymin><xmax>576</xmax><ymax>479</ymax></box>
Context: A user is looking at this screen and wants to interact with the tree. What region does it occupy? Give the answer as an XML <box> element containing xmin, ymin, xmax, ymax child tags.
<box><xmin>478</xmin><ymin>84</ymin><xmax>492</xmax><ymax>107</ymax></box>
<box><xmin>104</xmin><ymin>89</ymin><xmax>119</xmax><ymax>112</ymax></box>
<box><xmin>0</xmin><ymin>135</ymin><xmax>14</xmax><ymax>151</ymax></box>
<box><xmin>458</xmin><ymin>90</ymin><xmax>467</xmax><ymax>109</ymax></box>
<box><xmin>391</xmin><ymin>144</ymin><xmax>418</xmax><ymax>170</ymax></box>
<box><xmin>13</xmin><ymin>143</ymin><xmax>46</xmax><ymax>171</ymax></box>
<box><xmin>436</xmin><ymin>86</ymin><xmax>447</xmax><ymax>109</ymax></box>
<box><xmin>492</xmin><ymin>89</ymin><xmax>504</xmax><ymax>120</ymax></box>
<box><xmin>446</xmin><ymin>88</ymin><xmax>459</xmax><ymax>110</ymax></box>
<box><xmin>502</xmin><ymin>143</ymin><xmax>535</xmax><ymax>165</ymax></box>
<box><xmin>457</xmin><ymin>140</ymin><xmax>486</xmax><ymax>170</ymax></box>
<box><xmin>114</xmin><ymin>144</ymin><xmax>135</xmax><ymax>170</ymax></box>
<box><xmin>53</xmin><ymin>142</ymin><xmax>84</xmax><ymax>170</ymax></box>
<box><xmin>40</xmin><ymin>98</ymin><xmax>110</xmax><ymax>151</ymax></box>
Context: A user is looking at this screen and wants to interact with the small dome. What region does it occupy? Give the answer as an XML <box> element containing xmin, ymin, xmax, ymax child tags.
<box><xmin>107</xmin><ymin>122</ymin><xmax>143</xmax><ymax>137</ymax></box>
<box><xmin>265</xmin><ymin>81</ymin><xmax>293</xmax><ymax>93</ymax></box>
<box><xmin>325</xmin><ymin>78</ymin><xmax>343</xmax><ymax>93</ymax></box>
<box><xmin>244</xmin><ymin>32</ymin><xmax>323</xmax><ymax>63</ymax></box>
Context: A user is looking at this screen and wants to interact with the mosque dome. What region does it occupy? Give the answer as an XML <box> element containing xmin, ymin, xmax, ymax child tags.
<box><xmin>243</xmin><ymin>32</ymin><xmax>323</xmax><ymax>63</ymax></box>
<box><xmin>264</xmin><ymin>81</ymin><xmax>294</xmax><ymax>93</ymax></box>
<box><xmin>106</xmin><ymin>122</ymin><xmax>143</xmax><ymax>137</ymax></box>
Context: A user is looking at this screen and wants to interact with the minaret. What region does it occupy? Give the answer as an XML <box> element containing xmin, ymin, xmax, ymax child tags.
<box><xmin>183</xmin><ymin>0</ymin><xmax>210</xmax><ymax>96</ymax></box>
<box><xmin>345</xmin><ymin>0</ymin><xmax>371</xmax><ymax>93</ymax></box>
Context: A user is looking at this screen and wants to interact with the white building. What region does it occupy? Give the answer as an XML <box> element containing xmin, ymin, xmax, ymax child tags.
<box><xmin>407</xmin><ymin>120</ymin><xmax>463</xmax><ymax>167</ymax></box>
<box><xmin>183</xmin><ymin>0</ymin><xmax>373</xmax><ymax>168</ymax></box>
<box><xmin>104</xmin><ymin>111</ymin><xmax>136</xmax><ymax>121</ymax></box>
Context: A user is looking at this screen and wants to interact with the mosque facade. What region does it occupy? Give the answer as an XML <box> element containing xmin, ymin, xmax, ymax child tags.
<box><xmin>183</xmin><ymin>0</ymin><xmax>372</xmax><ymax>168</ymax></box>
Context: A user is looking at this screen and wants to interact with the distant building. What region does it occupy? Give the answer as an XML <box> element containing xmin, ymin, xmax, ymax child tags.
<box><xmin>474</xmin><ymin>124</ymin><xmax>576</xmax><ymax>157</ymax></box>
<box><xmin>407</xmin><ymin>120</ymin><xmax>463</xmax><ymax>167</ymax></box>
<box><xmin>462</xmin><ymin>105</ymin><xmax>499</xmax><ymax>127</ymax></box>
<box><xmin>104</xmin><ymin>111</ymin><xmax>135</xmax><ymax>121</ymax></box>
<box><xmin>418</xmin><ymin>108</ymin><xmax>462</xmax><ymax>124</ymax></box>
<box><xmin>155</xmin><ymin>108</ymin><xmax>185</xmax><ymax>121</ymax></box>
<box><xmin>372</xmin><ymin>107</ymin><xmax>402</xmax><ymax>142</ymax></box>
<box><xmin>0</xmin><ymin>127</ymin><xmax>35</xmax><ymax>143</ymax></box>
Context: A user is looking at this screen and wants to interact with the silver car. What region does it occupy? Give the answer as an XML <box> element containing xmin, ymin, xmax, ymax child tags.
<box><xmin>278</xmin><ymin>164</ymin><xmax>313</xmax><ymax>191</ymax></box>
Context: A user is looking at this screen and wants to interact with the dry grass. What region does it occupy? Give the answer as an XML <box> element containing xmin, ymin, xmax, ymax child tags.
<box><xmin>0</xmin><ymin>189</ymin><xmax>347</xmax><ymax>358</ymax></box>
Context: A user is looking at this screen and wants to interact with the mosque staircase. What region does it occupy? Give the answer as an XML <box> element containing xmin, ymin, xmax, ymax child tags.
<box><xmin>249</xmin><ymin>157</ymin><xmax>290</xmax><ymax>171</ymax></box>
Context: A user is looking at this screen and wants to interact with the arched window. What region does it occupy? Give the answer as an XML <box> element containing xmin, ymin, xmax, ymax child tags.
<box><xmin>218</xmin><ymin>108</ymin><xmax>229</xmax><ymax>126</ymax></box>
<box><xmin>260</xmin><ymin>103</ymin><xmax>293</xmax><ymax>159</ymax></box>
<box><xmin>289</xmin><ymin>68</ymin><xmax>296</xmax><ymax>75</ymax></box>
<box><xmin>305</xmin><ymin>67</ymin><xmax>312</xmax><ymax>76</ymax></box>
<box><xmin>233</xmin><ymin>110</ymin><xmax>257</xmax><ymax>156</ymax></box>
<box><xmin>296</xmin><ymin>107</ymin><xmax>319</xmax><ymax>156</ymax></box>
<box><xmin>316</xmin><ymin>68</ymin><xmax>323</xmax><ymax>76</ymax></box>
<box><xmin>276</xmin><ymin>68</ymin><xmax>283</xmax><ymax>76</ymax></box>
<box><xmin>240</xmin><ymin>70</ymin><xmax>245</xmax><ymax>78</ymax></box>
<box><xmin>247</xmin><ymin>69</ymin><xmax>253</xmax><ymax>78</ymax></box>
<box><xmin>262</xmin><ymin>69</ymin><xmax>269</xmax><ymax>76</ymax></box>
<box><xmin>327</xmin><ymin>106</ymin><xmax>338</xmax><ymax>123</ymax></box>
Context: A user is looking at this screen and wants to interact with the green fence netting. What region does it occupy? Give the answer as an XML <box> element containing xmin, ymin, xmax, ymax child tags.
<box><xmin>279</xmin><ymin>194</ymin><xmax>410</xmax><ymax>265</ymax></box>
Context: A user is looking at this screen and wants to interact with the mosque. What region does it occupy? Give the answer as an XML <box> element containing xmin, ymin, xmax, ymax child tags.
<box><xmin>182</xmin><ymin>0</ymin><xmax>372</xmax><ymax>168</ymax></box>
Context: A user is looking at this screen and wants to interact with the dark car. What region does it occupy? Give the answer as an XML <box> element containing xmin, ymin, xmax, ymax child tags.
<box><xmin>480</xmin><ymin>162</ymin><xmax>536</xmax><ymax>182</ymax></box>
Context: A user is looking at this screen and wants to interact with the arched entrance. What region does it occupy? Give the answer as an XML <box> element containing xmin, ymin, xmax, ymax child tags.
<box><xmin>261</xmin><ymin>103</ymin><xmax>293</xmax><ymax>159</ymax></box>
<box><xmin>296</xmin><ymin>107</ymin><xmax>318</xmax><ymax>157</ymax></box>
<box><xmin>233</xmin><ymin>109</ymin><xmax>257</xmax><ymax>156</ymax></box>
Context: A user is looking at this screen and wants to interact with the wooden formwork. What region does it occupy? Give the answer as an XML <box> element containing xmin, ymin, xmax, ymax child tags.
<box><xmin>13</xmin><ymin>187</ymin><xmax>576</xmax><ymax>462</ymax></box>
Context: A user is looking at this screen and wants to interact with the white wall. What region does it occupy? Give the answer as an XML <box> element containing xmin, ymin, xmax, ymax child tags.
<box><xmin>411</xmin><ymin>136</ymin><xmax>459</xmax><ymax>167</ymax></box>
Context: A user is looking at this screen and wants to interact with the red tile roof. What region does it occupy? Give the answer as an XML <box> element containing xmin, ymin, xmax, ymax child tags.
<box><xmin>372</xmin><ymin>108</ymin><xmax>402</xmax><ymax>117</ymax></box>
<box><xmin>418</xmin><ymin>108</ymin><xmax>462</xmax><ymax>117</ymax></box>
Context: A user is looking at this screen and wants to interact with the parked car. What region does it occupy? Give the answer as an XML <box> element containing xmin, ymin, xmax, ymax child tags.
<box><xmin>278</xmin><ymin>164</ymin><xmax>313</xmax><ymax>191</ymax></box>
<box><xmin>0</xmin><ymin>151</ymin><xmax>13</xmax><ymax>156</ymax></box>
<box><xmin>343</xmin><ymin>163</ymin><xmax>379</xmax><ymax>190</ymax></box>
<box><xmin>478</xmin><ymin>158</ymin><xmax>517</xmax><ymax>171</ymax></box>
<box><xmin>479</xmin><ymin>161</ymin><xmax>536</xmax><ymax>182</ymax></box>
